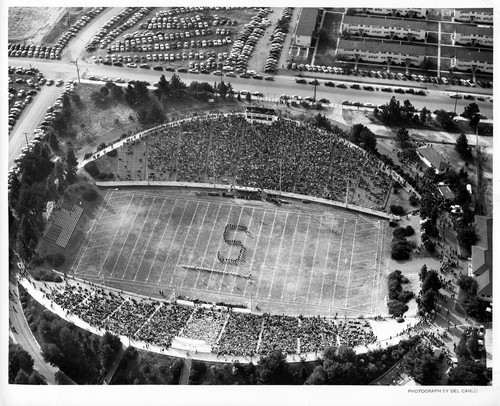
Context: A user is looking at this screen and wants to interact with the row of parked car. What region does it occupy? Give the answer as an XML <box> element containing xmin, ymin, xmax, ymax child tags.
<box><xmin>138</xmin><ymin>6</ymin><xmax>239</xmax><ymax>30</ymax></box>
<box><xmin>8</xmin><ymin>8</ymin><xmax>103</xmax><ymax>60</ymax></box>
<box><xmin>223</xmin><ymin>8</ymin><xmax>272</xmax><ymax>74</ymax></box>
<box><xmin>139</xmin><ymin>12</ymin><xmax>238</xmax><ymax>31</ymax></box>
<box><xmin>264</xmin><ymin>8</ymin><xmax>292</xmax><ymax>73</ymax></box>
<box><xmin>86</xmin><ymin>7</ymin><xmax>152</xmax><ymax>51</ymax></box>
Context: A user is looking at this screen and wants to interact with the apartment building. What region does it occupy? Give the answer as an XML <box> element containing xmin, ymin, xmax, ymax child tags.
<box><xmin>356</xmin><ymin>8</ymin><xmax>427</xmax><ymax>18</ymax></box>
<box><xmin>336</xmin><ymin>39</ymin><xmax>427</xmax><ymax>66</ymax></box>
<box><xmin>293</xmin><ymin>8</ymin><xmax>319</xmax><ymax>48</ymax></box>
<box><xmin>453</xmin><ymin>24</ymin><xmax>493</xmax><ymax>47</ymax></box>
<box><xmin>245</xmin><ymin>107</ymin><xmax>277</xmax><ymax>124</ymax></box>
<box><xmin>451</xmin><ymin>48</ymin><xmax>493</xmax><ymax>73</ymax></box>
<box><xmin>342</xmin><ymin>15</ymin><xmax>427</xmax><ymax>41</ymax></box>
<box><xmin>454</xmin><ymin>8</ymin><xmax>493</xmax><ymax>24</ymax></box>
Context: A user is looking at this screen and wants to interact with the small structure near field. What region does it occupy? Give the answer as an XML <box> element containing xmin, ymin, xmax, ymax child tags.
<box><xmin>416</xmin><ymin>146</ymin><xmax>450</xmax><ymax>174</ymax></box>
<box><xmin>245</xmin><ymin>107</ymin><xmax>277</xmax><ymax>124</ymax></box>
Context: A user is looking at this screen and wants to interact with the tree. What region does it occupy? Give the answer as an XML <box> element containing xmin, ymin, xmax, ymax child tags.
<box><xmin>462</xmin><ymin>102</ymin><xmax>480</xmax><ymax>121</ymax></box>
<box><xmin>469</xmin><ymin>114</ymin><xmax>480</xmax><ymax>130</ymax></box>
<box><xmin>305</xmin><ymin>366</ymin><xmax>327</xmax><ymax>384</ymax></box>
<box><xmin>349</xmin><ymin>124</ymin><xmax>377</xmax><ymax>152</ymax></box>
<box><xmin>419</xmin><ymin>289</ymin><xmax>437</xmax><ymax>314</ymax></box>
<box><xmin>379</xmin><ymin>96</ymin><xmax>402</xmax><ymax>124</ymax></box>
<box><xmin>256</xmin><ymin>350</ymin><xmax>288</xmax><ymax>384</ymax></box>
<box><xmin>125</xmin><ymin>85</ymin><xmax>137</xmax><ymax>105</ymax></box>
<box><xmin>401</xmin><ymin>100</ymin><xmax>415</xmax><ymax>121</ymax></box>
<box><xmin>246</xmin><ymin>92</ymin><xmax>252</xmax><ymax>103</ymax></box>
<box><xmin>134</xmin><ymin>81</ymin><xmax>150</xmax><ymax>105</ymax></box>
<box><xmin>49</xmin><ymin>132</ymin><xmax>59</xmax><ymax>150</ymax></box>
<box><xmin>456</xmin><ymin>226</ymin><xmax>477</xmax><ymax>249</ymax></box>
<box><xmin>419</xmin><ymin>264</ymin><xmax>428</xmax><ymax>282</ymax></box>
<box><xmin>448</xmin><ymin>359</ymin><xmax>489</xmax><ymax>385</ymax></box>
<box><xmin>395</xmin><ymin>127</ymin><xmax>410</xmax><ymax>147</ymax></box>
<box><xmin>41</xmin><ymin>342</ymin><xmax>64</xmax><ymax>366</ymax></box>
<box><xmin>419</xmin><ymin>107</ymin><xmax>429</xmax><ymax>124</ymax></box>
<box><xmin>420</xmin><ymin>57</ymin><xmax>433</xmax><ymax>71</ymax></box>
<box><xmin>169</xmin><ymin>74</ymin><xmax>186</xmax><ymax>99</ymax></box>
<box><xmin>65</xmin><ymin>149</ymin><xmax>78</xmax><ymax>184</ymax></box>
<box><xmin>14</xmin><ymin>369</ymin><xmax>31</xmax><ymax>384</ymax></box>
<box><xmin>154</xmin><ymin>75</ymin><xmax>170</xmax><ymax>100</ymax></box>
<box><xmin>100</xmin><ymin>86</ymin><xmax>109</xmax><ymax>99</ymax></box>
<box><xmin>98</xmin><ymin>332</ymin><xmax>122</xmax><ymax>373</ymax></box>
<box><xmin>422</xmin><ymin>270</ymin><xmax>441</xmax><ymax>292</ymax></box>
<box><xmin>435</xmin><ymin>109</ymin><xmax>455</xmax><ymax>130</ymax></box>
<box><xmin>218</xmin><ymin>81</ymin><xmax>228</xmax><ymax>98</ymax></box>
<box><xmin>9</xmin><ymin>343</ymin><xmax>34</xmax><ymax>383</ymax></box>
<box><xmin>403</xmin><ymin>345</ymin><xmax>441</xmax><ymax>385</ymax></box>
<box><xmin>28</xmin><ymin>371</ymin><xmax>46</xmax><ymax>385</ymax></box>
<box><xmin>455</xmin><ymin>133</ymin><xmax>472</xmax><ymax>160</ymax></box>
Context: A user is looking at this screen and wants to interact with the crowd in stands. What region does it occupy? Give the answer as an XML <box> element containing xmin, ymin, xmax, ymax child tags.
<box><xmin>108</xmin><ymin>115</ymin><xmax>393</xmax><ymax>210</ymax></box>
<box><xmin>43</xmin><ymin>280</ymin><xmax>379</xmax><ymax>357</ymax></box>
<box><xmin>180</xmin><ymin>308</ymin><xmax>227</xmax><ymax>346</ymax></box>
<box><xmin>216</xmin><ymin>313</ymin><xmax>262</xmax><ymax>357</ymax></box>
<box><xmin>134</xmin><ymin>304</ymin><xmax>192</xmax><ymax>347</ymax></box>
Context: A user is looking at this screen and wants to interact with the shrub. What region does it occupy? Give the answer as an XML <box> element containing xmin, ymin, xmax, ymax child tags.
<box><xmin>423</xmin><ymin>239</ymin><xmax>436</xmax><ymax>253</ymax></box>
<box><xmin>409</xmin><ymin>194</ymin><xmax>419</xmax><ymax>206</ymax></box>
<box><xmin>387</xmin><ymin>300</ymin><xmax>408</xmax><ymax>316</ymax></box>
<box><xmin>84</xmin><ymin>161</ymin><xmax>100</xmax><ymax>177</ymax></box>
<box><xmin>390</xmin><ymin>205</ymin><xmax>405</xmax><ymax>215</ymax></box>
<box><xmin>106</xmin><ymin>149</ymin><xmax>118</xmax><ymax>157</ymax></box>
<box><xmin>84</xmin><ymin>153</ymin><xmax>92</xmax><ymax>160</ymax></box>
<box><xmin>82</xmin><ymin>189</ymin><xmax>98</xmax><ymax>201</ymax></box>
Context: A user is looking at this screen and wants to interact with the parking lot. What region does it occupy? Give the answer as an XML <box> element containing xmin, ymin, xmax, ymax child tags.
<box><xmin>83</xmin><ymin>7</ymin><xmax>287</xmax><ymax>75</ymax></box>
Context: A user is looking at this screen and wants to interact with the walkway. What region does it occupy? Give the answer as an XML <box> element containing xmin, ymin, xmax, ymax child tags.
<box><xmin>179</xmin><ymin>358</ymin><xmax>192</xmax><ymax>385</ymax></box>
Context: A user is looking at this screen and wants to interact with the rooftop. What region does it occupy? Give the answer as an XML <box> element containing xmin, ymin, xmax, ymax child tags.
<box><xmin>437</xmin><ymin>185</ymin><xmax>455</xmax><ymax>201</ymax></box>
<box><xmin>246</xmin><ymin>106</ymin><xmax>276</xmax><ymax>115</ymax></box>
<box><xmin>296</xmin><ymin>8</ymin><xmax>319</xmax><ymax>37</ymax></box>
<box><xmin>454</xmin><ymin>24</ymin><xmax>493</xmax><ymax>36</ymax></box>
<box><xmin>455</xmin><ymin>8</ymin><xmax>493</xmax><ymax>14</ymax></box>
<box><xmin>416</xmin><ymin>146</ymin><xmax>449</xmax><ymax>171</ymax></box>
<box><xmin>343</xmin><ymin>15</ymin><xmax>427</xmax><ymax>31</ymax></box>
<box><xmin>338</xmin><ymin>39</ymin><xmax>429</xmax><ymax>56</ymax></box>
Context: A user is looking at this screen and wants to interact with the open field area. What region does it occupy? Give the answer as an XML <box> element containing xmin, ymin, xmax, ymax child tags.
<box><xmin>8</xmin><ymin>7</ymin><xmax>66</xmax><ymax>43</ymax></box>
<box><xmin>70</xmin><ymin>188</ymin><xmax>388</xmax><ymax>316</ymax></box>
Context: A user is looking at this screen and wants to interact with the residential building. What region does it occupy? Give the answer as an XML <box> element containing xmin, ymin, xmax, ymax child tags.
<box><xmin>468</xmin><ymin>216</ymin><xmax>492</xmax><ymax>303</ymax></box>
<box><xmin>454</xmin><ymin>8</ymin><xmax>493</xmax><ymax>24</ymax></box>
<box><xmin>416</xmin><ymin>146</ymin><xmax>450</xmax><ymax>174</ymax></box>
<box><xmin>453</xmin><ymin>24</ymin><xmax>493</xmax><ymax>47</ymax></box>
<box><xmin>437</xmin><ymin>185</ymin><xmax>455</xmax><ymax>201</ymax></box>
<box><xmin>245</xmin><ymin>107</ymin><xmax>277</xmax><ymax>124</ymax></box>
<box><xmin>342</xmin><ymin>15</ymin><xmax>427</xmax><ymax>41</ymax></box>
<box><xmin>355</xmin><ymin>8</ymin><xmax>427</xmax><ymax>18</ymax></box>
<box><xmin>450</xmin><ymin>48</ymin><xmax>493</xmax><ymax>73</ymax></box>
<box><xmin>336</xmin><ymin>39</ymin><xmax>427</xmax><ymax>66</ymax></box>
<box><xmin>293</xmin><ymin>8</ymin><xmax>319</xmax><ymax>47</ymax></box>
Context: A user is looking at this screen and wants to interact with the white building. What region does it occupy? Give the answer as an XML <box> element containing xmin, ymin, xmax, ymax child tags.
<box><xmin>336</xmin><ymin>39</ymin><xmax>427</xmax><ymax>66</ymax></box>
<box><xmin>293</xmin><ymin>8</ymin><xmax>319</xmax><ymax>48</ymax></box>
<box><xmin>342</xmin><ymin>15</ymin><xmax>427</xmax><ymax>41</ymax></box>
<box><xmin>454</xmin><ymin>8</ymin><xmax>493</xmax><ymax>24</ymax></box>
<box><xmin>357</xmin><ymin>8</ymin><xmax>427</xmax><ymax>18</ymax></box>
<box><xmin>245</xmin><ymin>107</ymin><xmax>277</xmax><ymax>124</ymax></box>
<box><xmin>453</xmin><ymin>24</ymin><xmax>493</xmax><ymax>47</ymax></box>
<box><xmin>450</xmin><ymin>48</ymin><xmax>493</xmax><ymax>73</ymax></box>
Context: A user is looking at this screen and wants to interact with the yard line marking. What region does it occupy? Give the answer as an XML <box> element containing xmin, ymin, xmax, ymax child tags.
<box><xmin>180</xmin><ymin>202</ymin><xmax>210</xmax><ymax>288</ymax></box>
<box><xmin>194</xmin><ymin>203</ymin><xmax>221</xmax><ymax>289</ymax></box>
<box><xmin>293</xmin><ymin>216</ymin><xmax>311</xmax><ymax>302</ymax></box>
<box><xmin>72</xmin><ymin>189</ymin><xmax>112</xmax><ymax>274</ymax></box>
<box><xmin>267</xmin><ymin>211</ymin><xmax>289</xmax><ymax>299</ymax></box>
<box><xmin>133</xmin><ymin>197</ymin><xmax>167</xmax><ymax>281</ymax></box>
<box><xmin>158</xmin><ymin>199</ymin><xmax>189</xmax><ymax>286</ymax></box>
<box><xmin>219</xmin><ymin>205</ymin><xmax>244</xmax><ymax>293</ymax></box>
<box><xmin>122</xmin><ymin>197</ymin><xmax>156</xmax><ymax>280</ymax></box>
<box><xmin>254</xmin><ymin>211</ymin><xmax>277</xmax><ymax>297</ymax></box>
<box><xmin>170</xmin><ymin>201</ymin><xmax>200</xmax><ymax>286</ymax></box>
<box><xmin>279</xmin><ymin>214</ymin><xmax>300</xmax><ymax>301</ymax></box>
<box><xmin>318</xmin><ymin>216</ymin><xmax>335</xmax><ymax>306</ymax></box>
<box><xmin>305</xmin><ymin>215</ymin><xmax>323</xmax><ymax>304</ymax></box>
<box><xmin>243</xmin><ymin>209</ymin><xmax>267</xmax><ymax>297</ymax></box>
<box><xmin>331</xmin><ymin>218</ymin><xmax>346</xmax><ymax>309</ymax></box>
<box><xmin>372</xmin><ymin>221</ymin><xmax>384</xmax><ymax>315</ymax></box>
<box><xmin>351</xmin><ymin>258</ymin><xmax>375</xmax><ymax>266</ymax></box>
<box><xmin>109</xmin><ymin>194</ymin><xmax>145</xmax><ymax>279</ymax></box>
<box><xmin>230</xmin><ymin>207</ymin><xmax>255</xmax><ymax>294</ymax></box>
<box><xmin>207</xmin><ymin>205</ymin><xmax>233</xmax><ymax>289</ymax></box>
<box><xmin>145</xmin><ymin>199</ymin><xmax>177</xmax><ymax>283</ymax></box>
<box><xmin>344</xmin><ymin>219</ymin><xmax>358</xmax><ymax>311</ymax></box>
<box><xmin>99</xmin><ymin>193</ymin><xmax>136</xmax><ymax>278</ymax></box>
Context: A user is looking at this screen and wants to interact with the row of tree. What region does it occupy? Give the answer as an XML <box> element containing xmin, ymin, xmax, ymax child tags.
<box><xmin>416</xmin><ymin>265</ymin><xmax>442</xmax><ymax>316</ymax></box>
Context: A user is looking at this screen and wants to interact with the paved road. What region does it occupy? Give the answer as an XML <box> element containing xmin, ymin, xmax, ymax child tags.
<box><xmin>179</xmin><ymin>357</ymin><xmax>192</xmax><ymax>385</ymax></box>
<box><xmin>9</xmin><ymin>280</ymin><xmax>76</xmax><ymax>385</ymax></box>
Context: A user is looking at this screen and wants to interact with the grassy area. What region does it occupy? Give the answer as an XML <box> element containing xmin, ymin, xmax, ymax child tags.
<box><xmin>8</xmin><ymin>7</ymin><xmax>66</xmax><ymax>43</ymax></box>
<box><xmin>314</xmin><ymin>12</ymin><xmax>342</xmax><ymax>67</ymax></box>
<box><xmin>42</xmin><ymin>8</ymin><xmax>92</xmax><ymax>46</ymax></box>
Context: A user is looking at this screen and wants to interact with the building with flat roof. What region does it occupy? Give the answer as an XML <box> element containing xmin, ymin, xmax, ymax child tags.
<box><xmin>336</xmin><ymin>39</ymin><xmax>428</xmax><ymax>66</ymax></box>
<box><xmin>293</xmin><ymin>8</ymin><xmax>319</xmax><ymax>48</ymax></box>
<box><xmin>356</xmin><ymin>8</ymin><xmax>427</xmax><ymax>18</ymax></box>
<box><xmin>454</xmin><ymin>8</ymin><xmax>493</xmax><ymax>24</ymax></box>
<box><xmin>416</xmin><ymin>146</ymin><xmax>450</xmax><ymax>174</ymax></box>
<box><xmin>450</xmin><ymin>48</ymin><xmax>493</xmax><ymax>73</ymax></box>
<box><xmin>437</xmin><ymin>185</ymin><xmax>455</xmax><ymax>201</ymax></box>
<box><xmin>245</xmin><ymin>106</ymin><xmax>277</xmax><ymax>124</ymax></box>
<box><xmin>468</xmin><ymin>216</ymin><xmax>492</xmax><ymax>302</ymax></box>
<box><xmin>342</xmin><ymin>15</ymin><xmax>427</xmax><ymax>41</ymax></box>
<box><xmin>453</xmin><ymin>24</ymin><xmax>493</xmax><ymax>47</ymax></box>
